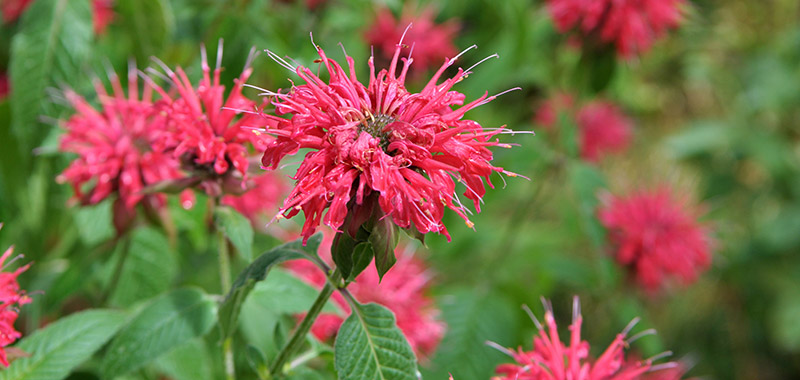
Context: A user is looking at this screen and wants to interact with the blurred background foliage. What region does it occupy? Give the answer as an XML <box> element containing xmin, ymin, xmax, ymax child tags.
<box><xmin>1</xmin><ymin>0</ymin><xmax>799</xmax><ymax>379</ymax></box>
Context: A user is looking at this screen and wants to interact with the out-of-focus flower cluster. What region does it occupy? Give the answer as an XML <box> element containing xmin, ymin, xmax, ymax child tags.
<box><xmin>599</xmin><ymin>187</ymin><xmax>712</xmax><ymax>292</ymax></box>
<box><xmin>0</xmin><ymin>225</ymin><xmax>31</xmax><ymax>368</ymax></box>
<box><xmin>535</xmin><ymin>94</ymin><xmax>633</xmax><ymax>163</ymax></box>
<box><xmin>546</xmin><ymin>0</ymin><xmax>685</xmax><ymax>57</ymax></box>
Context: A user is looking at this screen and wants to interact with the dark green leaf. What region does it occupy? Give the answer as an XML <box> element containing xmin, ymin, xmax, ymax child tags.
<box><xmin>154</xmin><ymin>339</ymin><xmax>213</xmax><ymax>380</ymax></box>
<box><xmin>101</xmin><ymin>288</ymin><xmax>217</xmax><ymax>378</ymax></box>
<box><xmin>369</xmin><ymin>218</ymin><xmax>399</xmax><ymax>281</ymax></box>
<box><xmin>331</xmin><ymin>231</ymin><xmax>358</xmax><ymax>280</ymax></box>
<box><xmin>421</xmin><ymin>290</ymin><xmax>518</xmax><ymax>380</ymax></box>
<box><xmin>9</xmin><ymin>0</ymin><xmax>92</xmax><ymax>154</ymax></box>
<box><xmin>0</xmin><ymin>309</ymin><xmax>126</xmax><ymax>380</ymax></box>
<box><xmin>349</xmin><ymin>242</ymin><xmax>374</xmax><ymax>283</ymax></box>
<box><xmin>218</xmin><ymin>234</ymin><xmax>322</xmax><ymax>340</ymax></box>
<box><xmin>246</xmin><ymin>345</ymin><xmax>269</xmax><ymax>380</ymax></box>
<box><xmin>72</xmin><ymin>200</ymin><xmax>114</xmax><ymax>246</ymax></box>
<box><xmin>109</xmin><ymin>227</ymin><xmax>178</xmax><ymax>307</ymax></box>
<box><xmin>334</xmin><ymin>302</ymin><xmax>417</xmax><ymax>380</ymax></box>
<box><xmin>215</xmin><ymin>205</ymin><xmax>254</xmax><ymax>262</ymax></box>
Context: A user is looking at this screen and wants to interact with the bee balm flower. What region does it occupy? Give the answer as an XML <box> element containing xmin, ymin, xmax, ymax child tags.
<box><xmin>260</xmin><ymin>32</ymin><xmax>520</xmax><ymax>242</ymax></box>
<box><xmin>151</xmin><ymin>43</ymin><xmax>270</xmax><ymax>196</ymax></box>
<box><xmin>493</xmin><ymin>297</ymin><xmax>674</xmax><ymax>380</ymax></box>
<box><xmin>547</xmin><ymin>0</ymin><xmax>685</xmax><ymax>57</ymax></box>
<box><xmin>598</xmin><ymin>187</ymin><xmax>712</xmax><ymax>291</ymax></box>
<box><xmin>0</xmin><ymin>224</ymin><xmax>32</xmax><ymax>367</ymax></box>
<box><xmin>58</xmin><ymin>67</ymin><xmax>182</xmax><ymax>227</ymax></box>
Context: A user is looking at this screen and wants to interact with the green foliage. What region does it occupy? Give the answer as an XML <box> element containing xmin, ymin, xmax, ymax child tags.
<box><xmin>101</xmin><ymin>288</ymin><xmax>217</xmax><ymax>378</ymax></box>
<box><xmin>115</xmin><ymin>0</ymin><xmax>174</xmax><ymax>61</ymax></box>
<box><xmin>215</xmin><ymin>205</ymin><xmax>255</xmax><ymax>262</ymax></box>
<box><xmin>334</xmin><ymin>302</ymin><xmax>418</xmax><ymax>380</ymax></box>
<box><xmin>109</xmin><ymin>227</ymin><xmax>178</xmax><ymax>307</ymax></box>
<box><xmin>218</xmin><ymin>234</ymin><xmax>322</xmax><ymax>340</ymax></box>
<box><xmin>8</xmin><ymin>0</ymin><xmax>92</xmax><ymax>155</ymax></box>
<box><xmin>0</xmin><ymin>310</ymin><xmax>126</xmax><ymax>380</ymax></box>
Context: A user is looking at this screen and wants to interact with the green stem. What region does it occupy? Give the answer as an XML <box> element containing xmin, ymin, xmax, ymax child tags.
<box><xmin>102</xmin><ymin>234</ymin><xmax>132</xmax><ymax>304</ymax></box>
<box><xmin>214</xmin><ymin>198</ymin><xmax>235</xmax><ymax>380</ymax></box>
<box><xmin>269</xmin><ymin>267</ymin><xmax>342</xmax><ymax>377</ymax></box>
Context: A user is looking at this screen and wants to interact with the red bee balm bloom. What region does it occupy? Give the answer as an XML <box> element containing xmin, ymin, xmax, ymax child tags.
<box><xmin>260</xmin><ymin>34</ymin><xmax>519</xmax><ymax>242</ymax></box>
<box><xmin>365</xmin><ymin>7</ymin><xmax>459</xmax><ymax>73</ymax></box>
<box><xmin>286</xmin><ymin>239</ymin><xmax>445</xmax><ymax>358</ymax></box>
<box><xmin>1</xmin><ymin>0</ymin><xmax>33</xmax><ymax>23</ymax></box>
<box><xmin>92</xmin><ymin>0</ymin><xmax>114</xmax><ymax>35</ymax></box>
<box><xmin>58</xmin><ymin>69</ymin><xmax>182</xmax><ymax>214</ymax></box>
<box><xmin>0</xmin><ymin>225</ymin><xmax>32</xmax><ymax>368</ymax></box>
<box><xmin>494</xmin><ymin>297</ymin><xmax>672</xmax><ymax>380</ymax></box>
<box><xmin>153</xmin><ymin>44</ymin><xmax>269</xmax><ymax>191</ymax></box>
<box><xmin>221</xmin><ymin>172</ymin><xmax>287</xmax><ymax>225</ymax></box>
<box><xmin>547</xmin><ymin>0</ymin><xmax>685</xmax><ymax>57</ymax></box>
<box><xmin>576</xmin><ymin>101</ymin><xmax>632</xmax><ymax>162</ymax></box>
<box><xmin>598</xmin><ymin>188</ymin><xmax>712</xmax><ymax>291</ymax></box>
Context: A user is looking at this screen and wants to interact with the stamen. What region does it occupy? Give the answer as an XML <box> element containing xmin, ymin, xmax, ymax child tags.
<box><xmin>485</xmin><ymin>341</ymin><xmax>516</xmax><ymax>358</ymax></box>
<box><xmin>216</xmin><ymin>38</ymin><xmax>224</xmax><ymax>71</ymax></box>
<box><xmin>244</xmin><ymin>46</ymin><xmax>259</xmax><ymax>71</ymax></box>
<box><xmin>448</xmin><ymin>44</ymin><xmax>477</xmax><ymax>66</ymax></box>
<box><xmin>522</xmin><ymin>304</ymin><xmax>543</xmax><ymax>331</ymax></box>
<box><xmin>621</xmin><ymin>317</ymin><xmax>641</xmax><ymax>336</ymax></box>
<box><xmin>572</xmin><ymin>296</ymin><xmax>580</xmax><ymax>323</ymax></box>
<box><xmin>647</xmin><ymin>351</ymin><xmax>673</xmax><ymax>363</ymax></box>
<box><xmin>626</xmin><ymin>328</ymin><xmax>657</xmax><ymax>345</ymax></box>
<box><xmin>264</xmin><ymin>49</ymin><xmax>297</xmax><ymax>72</ymax></box>
<box><xmin>465</xmin><ymin>53</ymin><xmax>499</xmax><ymax>74</ymax></box>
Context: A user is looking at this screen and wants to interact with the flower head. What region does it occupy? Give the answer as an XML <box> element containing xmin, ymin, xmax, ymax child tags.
<box><xmin>260</xmin><ymin>33</ymin><xmax>519</xmax><ymax>242</ymax></box>
<box><xmin>1</xmin><ymin>0</ymin><xmax>33</xmax><ymax>23</ymax></box>
<box><xmin>285</xmin><ymin>235</ymin><xmax>445</xmax><ymax>358</ymax></box>
<box><xmin>534</xmin><ymin>96</ymin><xmax>631</xmax><ymax>162</ymax></box>
<box><xmin>365</xmin><ymin>6</ymin><xmax>459</xmax><ymax>73</ymax></box>
<box><xmin>57</xmin><ymin>67</ymin><xmax>182</xmax><ymax>218</ymax></box>
<box><xmin>598</xmin><ymin>187</ymin><xmax>712</xmax><ymax>291</ymax></box>
<box><xmin>576</xmin><ymin>101</ymin><xmax>632</xmax><ymax>162</ymax></box>
<box><xmin>92</xmin><ymin>0</ymin><xmax>114</xmax><ymax>35</ymax></box>
<box><xmin>152</xmin><ymin>43</ymin><xmax>270</xmax><ymax>195</ymax></box>
<box><xmin>0</xmin><ymin>224</ymin><xmax>32</xmax><ymax>367</ymax></box>
<box><xmin>493</xmin><ymin>297</ymin><xmax>670</xmax><ymax>380</ymax></box>
<box><xmin>546</xmin><ymin>0</ymin><xmax>685</xmax><ymax>57</ymax></box>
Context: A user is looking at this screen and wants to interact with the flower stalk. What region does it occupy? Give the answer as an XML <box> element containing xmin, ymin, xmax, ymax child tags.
<box><xmin>269</xmin><ymin>267</ymin><xmax>342</xmax><ymax>377</ymax></box>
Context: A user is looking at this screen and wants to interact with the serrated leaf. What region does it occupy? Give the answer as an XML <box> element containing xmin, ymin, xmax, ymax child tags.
<box><xmin>334</xmin><ymin>302</ymin><xmax>417</xmax><ymax>380</ymax></box>
<box><xmin>9</xmin><ymin>0</ymin><xmax>92</xmax><ymax>154</ymax></box>
<box><xmin>101</xmin><ymin>288</ymin><xmax>217</xmax><ymax>378</ymax></box>
<box><xmin>0</xmin><ymin>309</ymin><xmax>126</xmax><ymax>380</ymax></box>
<box><xmin>218</xmin><ymin>234</ymin><xmax>322</xmax><ymax>340</ymax></box>
<box><xmin>421</xmin><ymin>290</ymin><xmax>518</xmax><ymax>380</ymax></box>
<box><xmin>215</xmin><ymin>206</ymin><xmax>254</xmax><ymax>262</ymax></box>
<box><xmin>72</xmin><ymin>200</ymin><xmax>114</xmax><ymax>245</ymax></box>
<box><xmin>369</xmin><ymin>219</ymin><xmax>398</xmax><ymax>280</ymax></box>
<box><xmin>153</xmin><ymin>339</ymin><xmax>213</xmax><ymax>380</ymax></box>
<box><xmin>109</xmin><ymin>227</ymin><xmax>178</xmax><ymax>307</ymax></box>
<box><xmin>116</xmin><ymin>0</ymin><xmax>174</xmax><ymax>61</ymax></box>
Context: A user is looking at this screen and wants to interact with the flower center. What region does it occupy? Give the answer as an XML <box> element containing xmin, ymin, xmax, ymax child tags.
<box><xmin>359</xmin><ymin>113</ymin><xmax>395</xmax><ymax>148</ymax></box>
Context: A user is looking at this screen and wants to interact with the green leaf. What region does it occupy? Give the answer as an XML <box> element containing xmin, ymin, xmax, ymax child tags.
<box><xmin>153</xmin><ymin>339</ymin><xmax>213</xmax><ymax>380</ymax></box>
<box><xmin>109</xmin><ymin>227</ymin><xmax>178</xmax><ymax>307</ymax></box>
<box><xmin>218</xmin><ymin>234</ymin><xmax>322</xmax><ymax>340</ymax></box>
<box><xmin>116</xmin><ymin>0</ymin><xmax>174</xmax><ymax>61</ymax></box>
<box><xmin>334</xmin><ymin>302</ymin><xmax>417</xmax><ymax>380</ymax></box>
<box><xmin>331</xmin><ymin>232</ymin><xmax>358</xmax><ymax>280</ymax></box>
<box><xmin>215</xmin><ymin>206</ymin><xmax>254</xmax><ymax>262</ymax></box>
<box><xmin>0</xmin><ymin>309</ymin><xmax>126</xmax><ymax>380</ymax></box>
<box><xmin>369</xmin><ymin>219</ymin><xmax>399</xmax><ymax>281</ymax></box>
<box><xmin>568</xmin><ymin>162</ymin><xmax>608</xmax><ymax>248</ymax></box>
<box><xmin>349</xmin><ymin>242</ymin><xmax>374</xmax><ymax>283</ymax></box>
<box><xmin>9</xmin><ymin>0</ymin><xmax>92</xmax><ymax>154</ymax></box>
<box><xmin>72</xmin><ymin>200</ymin><xmax>114</xmax><ymax>246</ymax></box>
<box><xmin>421</xmin><ymin>290</ymin><xmax>518</xmax><ymax>380</ymax></box>
<box><xmin>101</xmin><ymin>288</ymin><xmax>218</xmax><ymax>378</ymax></box>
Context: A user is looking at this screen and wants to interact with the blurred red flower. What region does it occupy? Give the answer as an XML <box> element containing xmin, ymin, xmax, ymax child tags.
<box><xmin>57</xmin><ymin>69</ymin><xmax>182</xmax><ymax>221</ymax></box>
<box><xmin>152</xmin><ymin>44</ymin><xmax>270</xmax><ymax>196</ymax></box>
<box><xmin>260</xmin><ymin>35</ymin><xmax>519</xmax><ymax>242</ymax></box>
<box><xmin>0</xmin><ymin>72</ymin><xmax>9</xmax><ymax>101</ymax></box>
<box><xmin>546</xmin><ymin>0</ymin><xmax>685</xmax><ymax>57</ymax></box>
<box><xmin>535</xmin><ymin>96</ymin><xmax>632</xmax><ymax>162</ymax></box>
<box><xmin>494</xmin><ymin>297</ymin><xmax>669</xmax><ymax>380</ymax></box>
<box><xmin>0</xmin><ymin>225</ymin><xmax>31</xmax><ymax>368</ymax></box>
<box><xmin>285</xmin><ymin>238</ymin><xmax>445</xmax><ymax>358</ymax></box>
<box><xmin>365</xmin><ymin>6</ymin><xmax>459</xmax><ymax>74</ymax></box>
<box><xmin>222</xmin><ymin>171</ymin><xmax>287</xmax><ymax>225</ymax></box>
<box><xmin>598</xmin><ymin>187</ymin><xmax>712</xmax><ymax>291</ymax></box>
<box><xmin>3</xmin><ymin>0</ymin><xmax>114</xmax><ymax>35</ymax></box>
